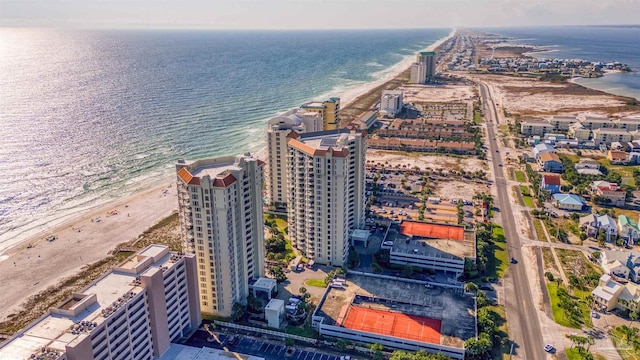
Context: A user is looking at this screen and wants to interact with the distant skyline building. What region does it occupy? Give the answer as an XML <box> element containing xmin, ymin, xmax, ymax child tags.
<box><xmin>380</xmin><ymin>90</ymin><xmax>404</xmax><ymax>117</ymax></box>
<box><xmin>176</xmin><ymin>155</ymin><xmax>264</xmax><ymax>317</ymax></box>
<box><xmin>0</xmin><ymin>244</ymin><xmax>201</xmax><ymax>360</ymax></box>
<box><xmin>286</xmin><ymin>128</ymin><xmax>366</xmax><ymax>267</ymax></box>
<box><xmin>266</xmin><ymin>108</ymin><xmax>323</xmax><ymax>207</ymax></box>
<box><xmin>411</xmin><ymin>51</ymin><xmax>436</xmax><ymax>83</ymax></box>
<box><xmin>410</xmin><ymin>62</ymin><xmax>427</xmax><ymax>84</ymax></box>
<box><xmin>301</xmin><ymin>97</ymin><xmax>341</xmax><ymax>130</ymax></box>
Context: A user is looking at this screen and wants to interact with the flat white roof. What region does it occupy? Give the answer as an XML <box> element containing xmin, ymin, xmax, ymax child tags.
<box><xmin>265</xmin><ymin>298</ymin><xmax>285</xmax><ymax>311</ymax></box>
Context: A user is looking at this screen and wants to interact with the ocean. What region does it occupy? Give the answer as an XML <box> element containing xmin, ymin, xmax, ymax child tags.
<box><xmin>0</xmin><ymin>28</ymin><xmax>450</xmax><ymax>253</ymax></box>
<box><xmin>483</xmin><ymin>26</ymin><xmax>640</xmax><ymax>100</ymax></box>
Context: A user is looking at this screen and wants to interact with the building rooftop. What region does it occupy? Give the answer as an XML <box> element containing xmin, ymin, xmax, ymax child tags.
<box><xmin>0</xmin><ymin>245</ymin><xmax>184</xmax><ymax>360</ymax></box>
<box><xmin>390</xmin><ymin>221</ymin><xmax>475</xmax><ymax>259</ymax></box>
<box><xmin>543</xmin><ymin>174</ymin><xmax>561</xmax><ymax>186</ymax></box>
<box><xmin>539</xmin><ymin>152</ymin><xmax>561</xmax><ymax>162</ymax></box>
<box><xmin>553</xmin><ymin>193</ymin><xmax>585</xmax><ymax>206</ymax></box>
<box><xmin>314</xmin><ymin>274</ymin><xmax>475</xmax><ymax>348</ymax></box>
<box><xmin>159</xmin><ymin>344</ymin><xmax>265</xmax><ymax>360</ymax></box>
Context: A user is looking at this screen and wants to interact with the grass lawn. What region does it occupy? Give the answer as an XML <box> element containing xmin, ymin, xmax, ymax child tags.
<box><xmin>547</xmin><ymin>282</ymin><xmax>585</xmax><ymax>329</ymax></box>
<box><xmin>597</xmin><ymin>158</ymin><xmax>637</xmax><ymax>187</ymax></box>
<box><xmin>519</xmin><ymin>185</ymin><xmax>531</xmax><ymax>196</ymax></box>
<box><xmin>514</xmin><ymin>170</ymin><xmax>527</xmax><ymax>183</ymax></box>
<box><xmin>610</xmin><ymin>328</ymin><xmax>640</xmax><ymax>360</ymax></box>
<box><xmin>555</xmin><ymin>249</ymin><xmax>603</xmax><ymax>278</ymax></box>
<box><xmin>533</xmin><ymin>218</ymin><xmax>548</xmax><ymax>242</ymax></box>
<box><xmin>565</xmin><ymin>348</ymin><xmax>603</xmax><ymax>360</ymax></box>
<box><xmin>487</xmin><ymin>238</ymin><xmax>509</xmax><ymax>279</ymax></box>
<box><xmin>522</xmin><ymin>195</ymin><xmax>535</xmax><ymax>208</ymax></box>
<box><xmin>492</xmin><ymin>224</ymin><xmax>505</xmax><ymax>239</ymax></box>
<box><xmin>285</xmin><ymin>324</ymin><xmax>317</xmax><ymax>338</ymax></box>
<box><xmin>304</xmin><ymin>279</ymin><xmax>326</xmax><ymax>288</ymax></box>
<box><xmin>560</xmin><ymin>218</ymin><xmax>581</xmax><ymax>237</ymax></box>
<box><xmin>486</xmin><ymin>304</ymin><xmax>510</xmax><ymax>360</ymax></box>
<box><xmin>562</xmin><ymin>153</ymin><xmax>581</xmax><ymax>163</ymax></box>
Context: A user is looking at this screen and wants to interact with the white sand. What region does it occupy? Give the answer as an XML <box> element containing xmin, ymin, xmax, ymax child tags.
<box><xmin>0</xmin><ymin>180</ymin><xmax>178</xmax><ymax>321</ymax></box>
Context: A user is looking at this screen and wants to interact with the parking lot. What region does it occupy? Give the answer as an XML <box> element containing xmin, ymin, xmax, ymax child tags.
<box><xmin>186</xmin><ymin>329</ymin><xmax>349</xmax><ymax>360</ymax></box>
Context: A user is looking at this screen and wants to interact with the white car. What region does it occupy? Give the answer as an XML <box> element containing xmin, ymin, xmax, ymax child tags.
<box><xmin>544</xmin><ymin>344</ymin><xmax>555</xmax><ymax>353</ymax></box>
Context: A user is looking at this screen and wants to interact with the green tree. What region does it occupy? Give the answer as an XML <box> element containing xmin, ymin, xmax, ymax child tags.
<box><xmin>231</xmin><ymin>302</ymin><xmax>244</xmax><ymax>322</ymax></box>
<box><xmin>464</xmin><ymin>333</ymin><xmax>492</xmax><ymax>358</ymax></box>
<box><xmin>464</xmin><ymin>282</ymin><xmax>479</xmax><ymax>293</ymax></box>
<box><xmin>269</xmin><ymin>265</ymin><xmax>287</xmax><ymax>283</ymax></box>
<box><xmin>370</xmin><ymin>343</ymin><xmax>384</xmax><ymax>360</ymax></box>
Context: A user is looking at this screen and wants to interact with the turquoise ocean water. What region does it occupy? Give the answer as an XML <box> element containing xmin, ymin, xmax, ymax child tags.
<box><xmin>0</xmin><ymin>28</ymin><xmax>449</xmax><ymax>252</ymax></box>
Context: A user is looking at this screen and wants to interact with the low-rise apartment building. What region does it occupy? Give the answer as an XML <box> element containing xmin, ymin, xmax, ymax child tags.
<box><xmin>387</xmin><ymin>221</ymin><xmax>475</xmax><ymax>276</ymax></box>
<box><xmin>380</xmin><ymin>90</ymin><xmax>404</xmax><ymax>117</ymax></box>
<box><xmin>592</xmin><ymin>128</ymin><xmax>633</xmax><ymax>147</ymax></box>
<box><xmin>0</xmin><ymin>245</ymin><xmax>201</xmax><ymax>360</ymax></box>
<box><xmin>521</xmin><ymin>120</ymin><xmax>554</xmax><ymax>136</ymax></box>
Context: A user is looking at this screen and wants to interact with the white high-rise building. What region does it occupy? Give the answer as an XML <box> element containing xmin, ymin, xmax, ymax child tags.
<box><xmin>380</xmin><ymin>90</ymin><xmax>404</xmax><ymax>117</ymax></box>
<box><xmin>0</xmin><ymin>245</ymin><xmax>201</xmax><ymax>360</ymax></box>
<box><xmin>266</xmin><ymin>109</ymin><xmax>323</xmax><ymax>207</ymax></box>
<box><xmin>410</xmin><ymin>62</ymin><xmax>427</xmax><ymax>84</ymax></box>
<box><xmin>176</xmin><ymin>155</ymin><xmax>264</xmax><ymax>317</ymax></box>
<box><xmin>286</xmin><ymin>128</ymin><xmax>366</xmax><ymax>267</ymax></box>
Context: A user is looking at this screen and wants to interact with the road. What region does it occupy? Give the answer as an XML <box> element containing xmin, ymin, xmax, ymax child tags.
<box><xmin>478</xmin><ymin>81</ymin><xmax>546</xmax><ymax>360</ymax></box>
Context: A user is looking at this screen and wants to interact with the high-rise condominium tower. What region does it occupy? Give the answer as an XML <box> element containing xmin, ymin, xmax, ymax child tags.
<box><xmin>266</xmin><ymin>108</ymin><xmax>323</xmax><ymax>207</ymax></box>
<box><xmin>286</xmin><ymin>128</ymin><xmax>366</xmax><ymax>267</ymax></box>
<box><xmin>175</xmin><ymin>155</ymin><xmax>264</xmax><ymax>317</ymax></box>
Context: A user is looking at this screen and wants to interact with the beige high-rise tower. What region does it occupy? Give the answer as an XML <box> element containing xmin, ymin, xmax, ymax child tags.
<box><xmin>266</xmin><ymin>108</ymin><xmax>323</xmax><ymax>208</ymax></box>
<box><xmin>286</xmin><ymin>128</ymin><xmax>366</xmax><ymax>267</ymax></box>
<box><xmin>176</xmin><ymin>154</ymin><xmax>264</xmax><ymax>317</ymax></box>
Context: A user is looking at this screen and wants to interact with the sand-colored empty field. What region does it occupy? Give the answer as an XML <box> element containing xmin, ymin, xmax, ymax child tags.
<box><xmin>367</xmin><ymin>150</ymin><xmax>486</xmax><ymax>173</ymax></box>
<box><xmin>400</xmin><ymin>84</ymin><xmax>476</xmax><ymax>104</ymax></box>
<box><xmin>467</xmin><ymin>74</ymin><xmax>629</xmax><ymax>116</ymax></box>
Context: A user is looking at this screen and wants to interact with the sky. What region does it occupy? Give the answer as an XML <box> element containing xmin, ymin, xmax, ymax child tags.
<box><xmin>1</xmin><ymin>0</ymin><xmax>639</xmax><ymax>29</ymax></box>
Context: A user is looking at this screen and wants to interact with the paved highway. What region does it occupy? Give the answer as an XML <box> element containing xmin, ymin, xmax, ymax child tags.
<box><xmin>478</xmin><ymin>81</ymin><xmax>546</xmax><ymax>360</ymax></box>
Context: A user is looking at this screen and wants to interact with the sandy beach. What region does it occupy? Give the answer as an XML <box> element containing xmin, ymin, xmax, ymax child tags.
<box><xmin>0</xmin><ymin>180</ymin><xmax>178</xmax><ymax>321</ymax></box>
<box><xmin>0</xmin><ymin>30</ymin><xmax>457</xmax><ymax>324</ymax></box>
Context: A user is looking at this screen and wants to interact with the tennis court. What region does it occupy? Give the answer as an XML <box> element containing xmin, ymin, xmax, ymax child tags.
<box><xmin>399</xmin><ymin>221</ymin><xmax>464</xmax><ymax>241</ymax></box>
<box><xmin>342</xmin><ymin>306</ymin><xmax>441</xmax><ymax>344</ymax></box>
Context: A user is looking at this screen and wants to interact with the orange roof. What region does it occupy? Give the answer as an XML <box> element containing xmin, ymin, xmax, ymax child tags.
<box><xmin>177</xmin><ymin>167</ymin><xmax>193</xmax><ymax>184</ymax></box>
<box><xmin>288</xmin><ymin>138</ymin><xmax>349</xmax><ymax>158</ymax></box>
<box><xmin>343</xmin><ymin>306</ymin><xmax>441</xmax><ymax>344</ymax></box>
<box><xmin>608</xmin><ymin>150</ymin><xmax>627</xmax><ymax>160</ymax></box>
<box><xmin>543</xmin><ymin>174</ymin><xmax>561</xmax><ymax>186</ymax></box>
<box><xmin>400</xmin><ymin>220</ymin><xmax>464</xmax><ymax>241</ymax></box>
<box><xmin>539</xmin><ymin>152</ymin><xmax>560</xmax><ymax>162</ymax></box>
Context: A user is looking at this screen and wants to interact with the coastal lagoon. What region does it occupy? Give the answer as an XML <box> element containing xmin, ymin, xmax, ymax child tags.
<box><xmin>0</xmin><ymin>28</ymin><xmax>449</xmax><ymax>253</ymax></box>
<box><xmin>486</xmin><ymin>26</ymin><xmax>640</xmax><ymax>100</ymax></box>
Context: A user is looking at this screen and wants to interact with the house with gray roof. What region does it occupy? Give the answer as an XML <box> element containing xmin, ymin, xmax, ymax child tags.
<box><xmin>579</xmin><ymin>213</ymin><xmax>618</xmax><ymax>239</ymax></box>
<box><xmin>601</xmin><ymin>249</ymin><xmax>640</xmax><ymax>283</ymax></box>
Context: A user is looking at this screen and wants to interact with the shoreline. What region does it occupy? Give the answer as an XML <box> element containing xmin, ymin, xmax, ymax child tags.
<box><xmin>0</xmin><ymin>29</ymin><xmax>455</xmax><ymax>323</ymax></box>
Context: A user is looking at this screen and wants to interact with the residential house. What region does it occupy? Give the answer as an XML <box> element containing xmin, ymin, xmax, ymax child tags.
<box><xmin>538</xmin><ymin>153</ymin><xmax>564</xmax><ymax>173</ymax></box>
<box><xmin>575</xmin><ymin>158</ymin><xmax>603</xmax><ymax>176</ymax></box>
<box><xmin>627</xmin><ymin>152</ymin><xmax>640</xmax><ymax>165</ymax></box>
<box><xmin>553</xmin><ymin>193</ymin><xmax>586</xmax><ymax>211</ymax></box>
<box><xmin>607</xmin><ymin>149</ymin><xmax>629</xmax><ymax>165</ymax></box>
<box><xmin>541</xmin><ymin>174</ymin><xmax>561</xmax><ymax>194</ymax></box>
<box><xmin>618</xmin><ymin>215</ymin><xmax>640</xmax><ymax>244</ymax></box>
<box><xmin>592</xmin><ymin>274</ymin><xmax>640</xmax><ymax>312</ymax></box>
<box><xmin>579</xmin><ymin>213</ymin><xmax>618</xmax><ymax>239</ymax></box>
<box><xmin>532</xmin><ymin>143</ymin><xmax>555</xmax><ymax>159</ymax></box>
<box><xmin>590</xmin><ymin>180</ymin><xmax>627</xmax><ymax>207</ymax></box>
<box><xmin>601</xmin><ymin>250</ymin><xmax>640</xmax><ymax>283</ymax></box>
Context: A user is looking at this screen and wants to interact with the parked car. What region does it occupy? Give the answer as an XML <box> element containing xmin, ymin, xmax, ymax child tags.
<box><xmin>544</xmin><ymin>344</ymin><xmax>555</xmax><ymax>353</ymax></box>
